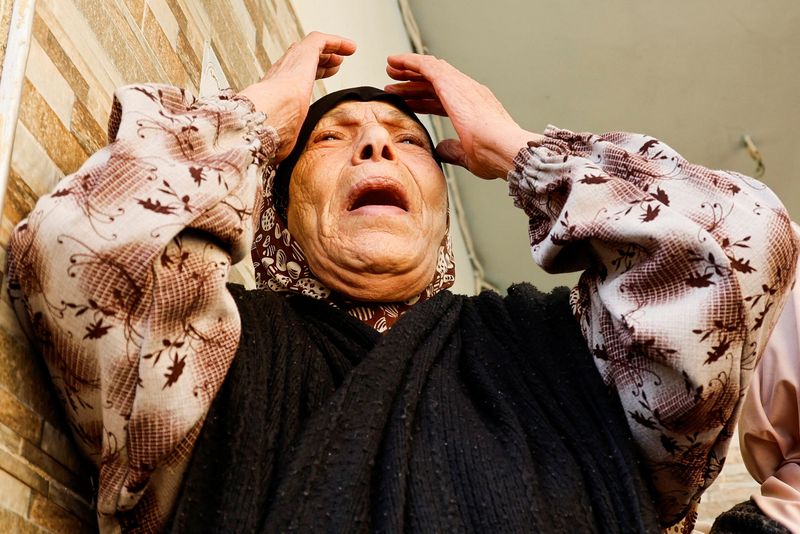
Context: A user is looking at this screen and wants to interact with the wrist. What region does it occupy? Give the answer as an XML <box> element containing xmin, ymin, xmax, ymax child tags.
<box><xmin>491</xmin><ymin>127</ymin><xmax>544</xmax><ymax>180</ymax></box>
<box><xmin>237</xmin><ymin>81</ymin><xmax>300</xmax><ymax>162</ymax></box>
<box><xmin>237</xmin><ymin>81</ymin><xmax>271</xmax><ymax>115</ymax></box>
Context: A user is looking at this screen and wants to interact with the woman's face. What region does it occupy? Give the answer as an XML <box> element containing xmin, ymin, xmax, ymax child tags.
<box><xmin>287</xmin><ymin>101</ymin><xmax>448</xmax><ymax>302</ymax></box>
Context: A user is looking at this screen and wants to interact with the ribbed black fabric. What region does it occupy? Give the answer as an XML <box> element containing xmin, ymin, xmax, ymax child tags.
<box><xmin>711</xmin><ymin>499</ymin><xmax>791</xmax><ymax>534</ymax></box>
<box><xmin>168</xmin><ymin>284</ymin><xmax>659</xmax><ymax>533</ymax></box>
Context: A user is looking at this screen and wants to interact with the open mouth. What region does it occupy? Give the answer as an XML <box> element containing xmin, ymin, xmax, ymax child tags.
<box><xmin>347</xmin><ymin>180</ymin><xmax>409</xmax><ymax>212</ymax></box>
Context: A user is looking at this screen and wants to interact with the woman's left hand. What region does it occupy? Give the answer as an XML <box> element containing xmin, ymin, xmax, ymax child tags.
<box><xmin>239</xmin><ymin>32</ymin><xmax>357</xmax><ymax>162</ymax></box>
<box><xmin>385</xmin><ymin>54</ymin><xmax>543</xmax><ymax>180</ymax></box>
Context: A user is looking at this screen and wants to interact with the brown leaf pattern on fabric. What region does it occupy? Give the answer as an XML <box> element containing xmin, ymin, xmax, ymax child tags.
<box><xmin>6</xmin><ymin>84</ymin><xmax>276</xmax><ymax>533</ymax></box>
<box><xmin>510</xmin><ymin>126</ymin><xmax>799</xmax><ymax>530</ymax></box>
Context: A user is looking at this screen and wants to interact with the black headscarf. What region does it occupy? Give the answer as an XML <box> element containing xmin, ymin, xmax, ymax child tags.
<box><xmin>271</xmin><ymin>86</ymin><xmax>441</xmax><ymax>221</ymax></box>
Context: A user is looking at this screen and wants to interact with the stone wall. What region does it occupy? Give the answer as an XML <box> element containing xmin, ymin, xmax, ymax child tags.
<box><xmin>0</xmin><ymin>0</ymin><xmax>13</xmax><ymax>73</ymax></box>
<box><xmin>0</xmin><ymin>0</ymin><xmax>304</xmax><ymax>531</ymax></box>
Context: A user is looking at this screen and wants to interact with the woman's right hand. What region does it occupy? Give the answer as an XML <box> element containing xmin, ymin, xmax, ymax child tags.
<box><xmin>239</xmin><ymin>32</ymin><xmax>356</xmax><ymax>162</ymax></box>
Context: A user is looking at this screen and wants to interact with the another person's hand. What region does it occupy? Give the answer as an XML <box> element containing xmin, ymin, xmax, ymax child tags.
<box><xmin>385</xmin><ymin>54</ymin><xmax>543</xmax><ymax>180</ymax></box>
<box><xmin>239</xmin><ymin>32</ymin><xmax>356</xmax><ymax>162</ymax></box>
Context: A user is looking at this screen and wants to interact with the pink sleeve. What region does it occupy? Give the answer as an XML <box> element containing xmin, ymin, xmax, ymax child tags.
<box><xmin>741</xmin><ymin>226</ymin><xmax>800</xmax><ymax>532</ymax></box>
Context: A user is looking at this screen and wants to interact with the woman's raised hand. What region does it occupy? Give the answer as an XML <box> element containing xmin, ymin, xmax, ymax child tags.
<box><xmin>385</xmin><ymin>54</ymin><xmax>542</xmax><ymax>180</ymax></box>
<box><xmin>239</xmin><ymin>32</ymin><xmax>356</xmax><ymax>162</ymax></box>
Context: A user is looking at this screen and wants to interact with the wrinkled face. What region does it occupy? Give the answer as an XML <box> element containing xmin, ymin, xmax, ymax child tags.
<box><xmin>287</xmin><ymin>101</ymin><xmax>448</xmax><ymax>302</ymax></box>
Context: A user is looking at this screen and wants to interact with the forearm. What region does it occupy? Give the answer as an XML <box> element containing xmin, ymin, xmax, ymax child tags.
<box><xmin>508</xmin><ymin>126</ymin><xmax>799</xmax><ymax>524</ymax></box>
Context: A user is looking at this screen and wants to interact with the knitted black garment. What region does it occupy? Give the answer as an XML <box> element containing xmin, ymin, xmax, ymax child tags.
<box><xmin>168</xmin><ymin>284</ymin><xmax>659</xmax><ymax>533</ymax></box>
<box><xmin>711</xmin><ymin>499</ymin><xmax>791</xmax><ymax>534</ymax></box>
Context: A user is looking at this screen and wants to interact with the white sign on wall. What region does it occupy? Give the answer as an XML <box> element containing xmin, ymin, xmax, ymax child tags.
<box><xmin>199</xmin><ymin>40</ymin><xmax>230</xmax><ymax>97</ymax></box>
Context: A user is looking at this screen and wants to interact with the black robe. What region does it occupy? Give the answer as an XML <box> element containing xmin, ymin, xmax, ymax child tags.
<box><xmin>167</xmin><ymin>283</ymin><xmax>659</xmax><ymax>533</ymax></box>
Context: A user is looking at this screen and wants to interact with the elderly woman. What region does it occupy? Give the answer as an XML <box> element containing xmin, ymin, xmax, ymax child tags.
<box><xmin>6</xmin><ymin>32</ymin><xmax>798</xmax><ymax>533</ymax></box>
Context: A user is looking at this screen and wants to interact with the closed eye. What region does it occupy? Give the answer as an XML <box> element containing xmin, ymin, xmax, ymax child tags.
<box><xmin>314</xmin><ymin>131</ymin><xmax>344</xmax><ymax>143</ymax></box>
<box><xmin>396</xmin><ymin>134</ymin><xmax>426</xmax><ymax>147</ymax></box>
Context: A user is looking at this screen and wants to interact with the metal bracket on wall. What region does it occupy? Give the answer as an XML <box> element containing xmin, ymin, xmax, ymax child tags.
<box><xmin>742</xmin><ymin>135</ymin><xmax>766</xmax><ymax>179</ymax></box>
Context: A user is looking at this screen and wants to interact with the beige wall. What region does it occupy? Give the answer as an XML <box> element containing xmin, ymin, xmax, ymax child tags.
<box><xmin>0</xmin><ymin>0</ymin><xmax>304</xmax><ymax>531</ymax></box>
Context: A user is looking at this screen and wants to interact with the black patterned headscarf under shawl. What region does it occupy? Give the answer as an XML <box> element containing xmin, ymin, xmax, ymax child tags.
<box><xmin>251</xmin><ymin>87</ymin><xmax>455</xmax><ymax>332</ymax></box>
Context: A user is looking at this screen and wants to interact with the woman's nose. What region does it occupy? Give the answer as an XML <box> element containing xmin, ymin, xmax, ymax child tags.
<box><xmin>354</xmin><ymin>125</ymin><xmax>397</xmax><ymax>163</ymax></box>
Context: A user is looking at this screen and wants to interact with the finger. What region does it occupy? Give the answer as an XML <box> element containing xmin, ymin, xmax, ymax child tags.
<box><xmin>436</xmin><ymin>139</ymin><xmax>468</xmax><ymax>168</ymax></box>
<box><xmin>401</xmin><ymin>99</ymin><xmax>447</xmax><ymax>116</ymax></box>
<box><xmin>387</xmin><ymin>53</ymin><xmax>454</xmax><ymax>80</ymax></box>
<box><xmin>386</xmin><ymin>66</ymin><xmax>427</xmax><ymax>82</ymax></box>
<box><xmin>316</xmin><ymin>65</ymin><xmax>342</xmax><ymax>79</ymax></box>
<box><xmin>320</xmin><ymin>37</ymin><xmax>357</xmax><ymax>56</ymax></box>
<box><xmin>387</xmin><ymin>53</ymin><xmax>431</xmax><ymax>73</ymax></box>
<box><xmin>304</xmin><ymin>31</ymin><xmax>357</xmax><ymax>56</ymax></box>
<box><xmin>318</xmin><ymin>53</ymin><xmax>345</xmax><ymax>68</ymax></box>
<box><xmin>383</xmin><ymin>81</ymin><xmax>436</xmax><ymax>99</ymax></box>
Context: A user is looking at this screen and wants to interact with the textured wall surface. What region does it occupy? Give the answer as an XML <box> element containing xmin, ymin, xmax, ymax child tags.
<box><xmin>0</xmin><ymin>0</ymin><xmax>13</xmax><ymax>73</ymax></box>
<box><xmin>0</xmin><ymin>0</ymin><xmax>304</xmax><ymax>531</ymax></box>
